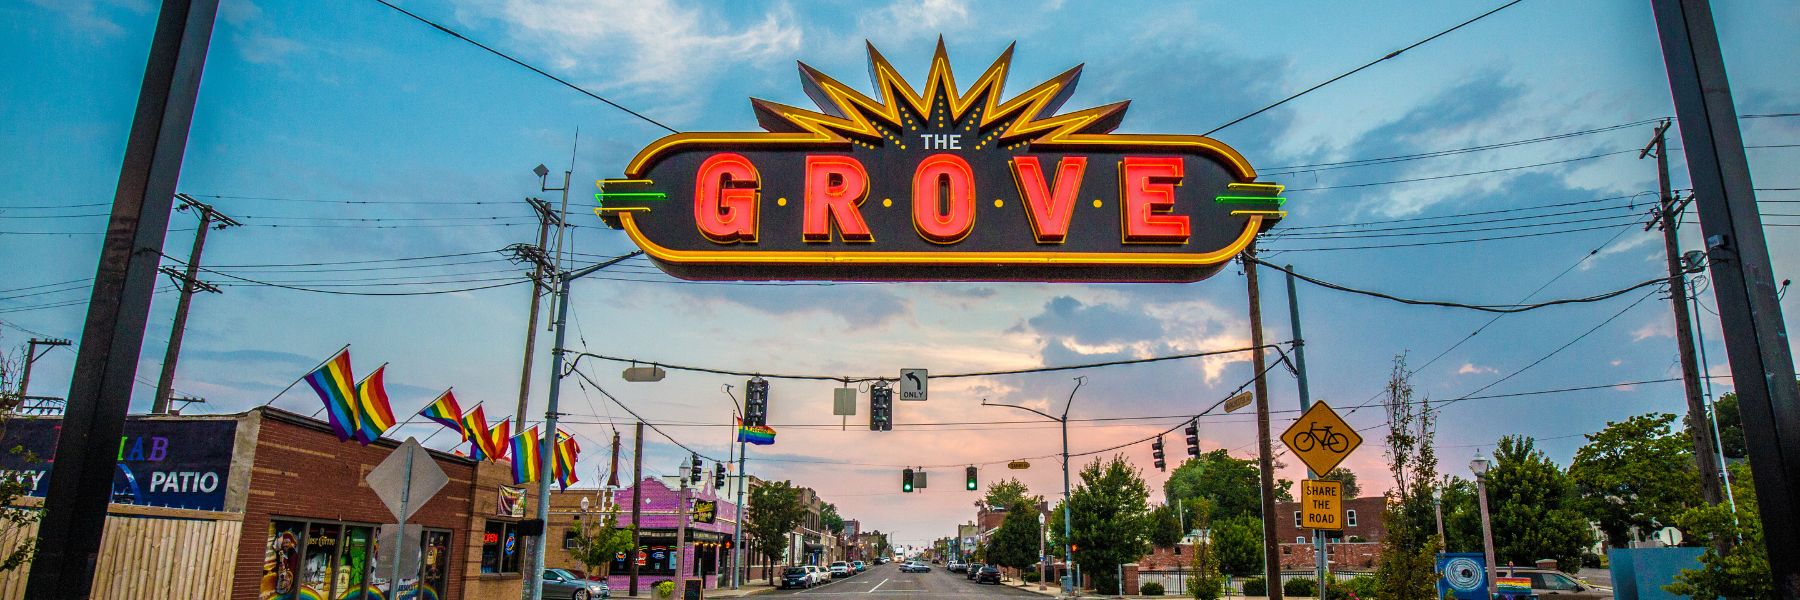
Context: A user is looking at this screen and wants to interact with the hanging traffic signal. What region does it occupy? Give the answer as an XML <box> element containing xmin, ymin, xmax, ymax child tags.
<box><xmin>869</xmin><ymin>383</ymin><xmax>894</xmax><ymax>431</ymax></box>
<box><xmin>690</xmin><ymin>454</ymin><xmax>703</xmax><ymax>484</ymax></box>
<box><xmin>1152</xmin><ymin>436</ymin><xmax>1166</xmax><ymax>471</ymax></box>
<box><xmin>1184</xmin><ymin>421</ymin><xmax>1200</xmax><ymax>457</ymax></box>
<box><xmin>902</xmin><ymin>468</ymin><xmax>915</xmax><ymax>492</ymax></box>
<box><xmin>744</xmin><ymin>377</ymin><xmax>770</xmax><ymax>427</ymax></box>
<box><xmin>965</xmin><ymin>466</ymin><xmax>978</xmax><ymax>491</ymax></box>
<box><xmin>714</xmin><ymin>462</ymin><xmax>727</xmax><ymax>488</ymax></box>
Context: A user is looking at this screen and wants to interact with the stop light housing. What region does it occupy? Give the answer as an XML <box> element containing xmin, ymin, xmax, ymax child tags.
<box><xmin>690</xmin><ymin>454</ymin><xmax>703</xmax><ymax>484</ymax></box>
<box><xmin>1184</xmin><ymin>421</ymin><xmax>1200</xmax><ymax>457</ymax></box>
<box><xmin>1152</xmin><ymin>436</ymin><xmax>1166</xmax><ymax>471</ymax></box>
<box><xmin>745</xmin><ymin>377</ymin><xmax>769</xmax><ymax>427</ymax></box>
<box><xmin>714</xmin><ymin>462</ymin><xmax>727</xmax><ymax>488</ymax></box>
<box><xmin>870</xmin><ymin>384</ymin><xmax>893</xmax><ymax>431</ymax></box>
<box><xmin>965</xmin><ymin>466</ymin><xmax>978</xmax><ymax>491</ymax></box>
<box><xmin>902</xmin><ymin>468</ymin><xmax>915</xmax><ymax>493</ymax></box>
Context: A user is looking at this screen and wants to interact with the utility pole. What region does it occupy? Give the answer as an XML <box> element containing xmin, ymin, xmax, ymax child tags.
<box><xmin>631</xmin><ymin>421</ymin><xmax>645</xmax><ymax>596</ymax></box>
<box><xmin>18</xmin><ymin>338</ymin><xmax>72</xmax><ymax>403</ymax></box>
<box><xmin>1651</xmin><ymin>2</ymin><xmax>1800</xmax><ymax>594</ymax></box>
<box><xmin>675</xmin><ymin>454</ymin><xmax>694</xmax><ymax>600</ymax></box>
<box><xmin>27</xmin><ymin>1</ymin><xmax>219</xmax><ymax>597</ymax></box>
<box><xmin>731</xmin><ymin>397</ymin><xmax>749</xmax><ymax>589</ymax></box>
<box><xmin>152</xmin><ymin>193</ymin><xmax>238</xmax><ymax>414</ymax></box>
<box><xmin>1284</xmin><ymin>267</ymin><xmax>1327</xmax><ymax>596</ymax></box>
<box><xmin>1641</xmin><ymin>121</ymin><xmax>1727</xmax><ymax>511</ymax></box>
<box><xmin>1243</xmin><ymin>249</ymin><xmax>1283</xmax><ymax>600</ymax></box>
<box><xmin>514</xmin><ymin>197</ymin><xmax>561</xmax><ymax>431</ymax></box>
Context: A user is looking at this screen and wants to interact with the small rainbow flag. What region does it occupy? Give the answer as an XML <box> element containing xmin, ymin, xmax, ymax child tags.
<box><xmin>305</xmin><ymin>349</ymin><xmax>360</xmax><ymax>442</ymax></box>
<box><xmin>352</xmin><ymin>364</ymin><xmax>396</xmax><ymax>445</ymax></box>
<box><xmin>460</xmin><ymin>404</ymin><xmax>498</xmax><ymax>461</ymax></box>
<box><xmin>418</xmin><ymin>390</ymin><xmax>464</xmax><ymax>438</ymax></box>
<box><xmin>736</xmin><ymin>418</ymin><xmax>776</xmax><ymax>446</ymax></box>
<box><xmin>511</xmin><ymin>427</ymin><xmax>542</xmax><ymax>484</ymax></box>
<box><xmin>488</xmin><ymin>419</ymin><xmax>511</xmax><ymax>462</ymax></box>
<box><xmin>552</xmin><ymin>430</ymin><xmax>580</xmax><ymax>490</ymax></box>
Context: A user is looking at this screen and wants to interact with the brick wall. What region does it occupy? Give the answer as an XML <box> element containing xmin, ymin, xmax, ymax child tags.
<box><xmin>1274</xmin><ymin>496</ymin><xmax>1389</xmax><ymax>543</ymax></box>
<box><xmin>462</xmin><ymin>459</ymin><xmax>541</xmax><ymax>600</ymax></box>
<box><xmin>1277</xmin><ymin>542</ymin><xmax>1381</xmax><ymax>571</ymax></box>
<box><xmin>233</xmin><ymin>409</ymin><xmax>477</xmax><ymax>600</ymax></box>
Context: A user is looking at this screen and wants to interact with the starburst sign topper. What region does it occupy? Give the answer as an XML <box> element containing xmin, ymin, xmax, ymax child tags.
<box><xmin>597</xmin><ymin>40</ymin><xmax>1284</xmax><ymax>282</ymax></box>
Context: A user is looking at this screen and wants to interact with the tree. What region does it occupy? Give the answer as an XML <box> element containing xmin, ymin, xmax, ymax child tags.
<box><xmin>1164</xmin><ymin>450</ymin><xmax>1291</xmax><ymax>521</ymax></box>
<box><xmin>1320</xmin><ymin>467</ymin><xmax>1361</xmax><ymax>499</ymax></box>
<box><xmin>820</xmin><ymin>503</ymin><xmax>845</xmax><ymax>535</ymax></box>
<box><xmin>984</xmin><ymin>477</ymin><xmax>1033</xmax><ymax>510</ymax></box>
<box><xmin>1211</xmin><ymin>515</ymin><xmax>1263</xmax><ymax>577</ymax></box>
<box><xmin>1440</xmin><ymin>477</ymin><xmax>1485</xmax><ymax>554</ymax></box>
<box><xmin>746</xmin><ymin>481</ymin><xmax>807</xmax><ymax>583</ymax></box>
<box><xmin>1067</xmin><ymin>455</ymin><xmax>1151</xmax><ymax>594</ymax></box>
<box><xmin>0</xmin><ymin>341</ymin><xmax>39</xmax><ymax>572</ymax></box>
<box><xmin>1186</xmin><ymin>502</ymin><xmax>1224</xmax><ymax>600</ymax></box>
<box><xmin>1666</xmin><ymin>462</ymin><xmax>1769</xmax><ymax>598</ymax></box>
<box><xmin>1568</xmin><ymin>412</ymin><xmax>1702</xmax><ymax>548</ymax></box>
<box><xmin>1373</xmin><ymin>357</ymin><xmax>1442</xmax><ymax>600</ymax></box>
<box><xmin>1148</xmin><ymin>504</ymin><xmax>1184</xmax><ymax>549</ymax></box>
<box><xmin>1712</xmin><ymin>392</ymin><xmax>1745</xmax><ymax>460</ymax></box>
<box><xmin>988</xmin><ymin>504</ymin><xmax>1041</xmax><ymax>576</ymax></box>
<box><xmin>1487</xmin><ymin>435</ymin><xmax>1591</xmax><ymax>572</ymax></box>
<box><xmin>567</xmin><ymin>509</ymin><xmax>637</xmax><ymax>577</ymax></box>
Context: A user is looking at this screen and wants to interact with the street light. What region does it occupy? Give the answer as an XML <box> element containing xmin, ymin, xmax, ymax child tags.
<box><xmin>1471</xmin><ymin>450</ymin><xmax>1497</xmax><ymax>596</ymax></box>
<box><xmin>983</xmin><ymin>377</ymin><xmax>1083</xmax><ymax>598</ymax></box>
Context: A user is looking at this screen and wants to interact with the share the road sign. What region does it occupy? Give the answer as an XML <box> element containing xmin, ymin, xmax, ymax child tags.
<box><xmin>1279</xmin><ymin>401</ymin><xmax>1362</xmax><ymax>476</ymax></box>
<box><xmin>1301</xmin><ymin>479</ymin><xmax>1343</xmax><ymax>530</ymax></box>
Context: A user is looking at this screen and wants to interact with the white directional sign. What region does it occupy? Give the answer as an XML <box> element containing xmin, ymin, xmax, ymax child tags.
<box><xmin>367</xmin><ymin>438</ymin><xmax>448</xmax><ymax>522</ymax></box>
<box><xmin>900</xmin><ymin>369</ymin><xmax>928</xmax><ymax>401</ymax></box>
<box><xmin>834</xmin><ymin>388</ymin><xmax>857</xmax><ymax>416</ymax></box>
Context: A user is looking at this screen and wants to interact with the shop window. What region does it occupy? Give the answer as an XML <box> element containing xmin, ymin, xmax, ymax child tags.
<box><xmin>262</xmin><ymin>520</ymin><xmax>305</xmax><ymax>600</ymax></box>
<box><xmin>303</xmin><ymin>522</ymin><xmax>341</xmax><ymax>597</ymax></box>
<box><xmin>611</xmin><ymin>536</ymin><xmax>676</xmax><ymax>575</ymax></box>
<box><xmin>482</xmin><ymin>520</ymin><xmax>524</xmax><ymax>574</ymax></box>
<box><xmin>421</xmin><ymin>530</ymin><xmax>452</xmax><ymax>597</ymax></box>
<box><xmin>260</xmin><ymin>518</ymin><xmax>448</xmax><ymax>600</ymax></box>
<box><xmin>1346</xmin><ymin>510</ymin><xmax>1358</xmax><ymax>527</ymax></box>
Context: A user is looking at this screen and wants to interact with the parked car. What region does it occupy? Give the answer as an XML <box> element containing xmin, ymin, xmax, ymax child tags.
<box><xmin>808</xmin><ymin>565</ymin><xmax>831</xmax><ymax>585</ymax></box>
<box><xmin>1496</xmin><ymin>567</ymin><xmax>1611</xmax><ymax>598</ymax></box>
<box><xmin>853</xmin><ymin>560</ymin><xmax>867</xmax><ymax>572</ymax></box>
<box><xmin>946</xmin><ymin>561</ymin><xmax>965</xmax><ymax>573</ymax></box>
<box><xmin>830</xmin><ymin>561</ymin><xmax>853</xmax><ymax>578</ymax></box>
<box><xmin>967</xmin><ymin>563</ymin><xmax>984</xmax><ymax>580</ymax></box>
<box><xmin>542</xmin><ymin>568</ymin><xmax>609</xmax><ymax>600</ymax></box>
<box><xmin>975</xmin><ymin>566</ymin><xmax>1002</xmax><ymax>585</ymax></box>
<box><xmin>781</xmin><ymin>566</ymin><xmax>815</xmax><ymax>589</ymax></box>
<box><xmin>900</xmin><ymin>561</ymin><xmax>931</xmax><ymax>573</ymax></box>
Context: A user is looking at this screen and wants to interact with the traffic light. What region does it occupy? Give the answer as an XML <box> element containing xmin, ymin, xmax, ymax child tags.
<box><xmin>1152</xmin><ymin>436</ymin><xmax>1166</xmax><ymax>471</ymax></box>
<box><xmin>689</xmin><ymin>454</ymin><xmax>703</xmax><ymax>485</ymax></box>
<box><xmin>965</xmin><ymin>466</ymin><xmax>978</xmax><ymax>491</ymax></box>
<box><xmin>1184</xmin><ymin>421</ymin><xmax>1200</xmax><ymax>457</ymax></box>
<box><xmin>744</xmin><ymin>377</ymin><xmax>769</xmax><ymax>427</ymax></box>
<box><xmin>869</xmin><ymin>383</ymin><xmax>893</xmax><ymax>431</ymax></box>
<box><xmin>714</xmin><ymin>462</ymin><xmax>727</xmax><ymax>489</ymax></box>
<box><xmin>902</xmin><ymin>468</ymin><xmax>915</xmax><ymax>492</ymax></box>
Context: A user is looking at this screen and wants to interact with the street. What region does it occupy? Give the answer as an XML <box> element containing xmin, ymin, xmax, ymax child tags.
<box><xmin>763</xmin><ymin>566</ymin><xmax>1042</xmax><ymax>600</ymax></box>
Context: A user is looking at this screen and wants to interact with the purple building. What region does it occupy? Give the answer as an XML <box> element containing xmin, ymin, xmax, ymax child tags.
<box><xmin>602</xmin><ymin>477</ymin><xmax>740</xmax><ymax>594</ymax></box>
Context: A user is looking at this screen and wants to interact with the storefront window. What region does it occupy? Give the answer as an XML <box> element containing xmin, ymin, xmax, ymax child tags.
<box><xmin>261</xmin><ymin>518</ymin><xmax>448</xmax><ymax>600</ymax></box>
<box><xmin>481</xmin><ymin>520</ymin><xmax>523</xmax><ymax>575</ymax></box>
<box><xmin>262</xmin><ymin>520</ymin><xmax>305</xmax><ymax>600</ymax></box>
<box><xmin>420</xmin><ymin>530</ymin><xmax>451</xmax><ymax>600</ymax></box>
<box><xmin>609</xmin><ymin>535</ymin><xmax>677</xmax><ymax>575</ymax></box>
<box><xmin>342</xmin><ymin>526</ymin><xmax>372</xmax><ymax>598</ymax></box>
<box><xmin>303</xmin><ymin>522</ymin><xmax>341</xmax><ymax>597</ymax></box>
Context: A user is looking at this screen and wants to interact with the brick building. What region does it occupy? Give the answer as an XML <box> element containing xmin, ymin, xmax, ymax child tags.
<box><xmin>1273</xmin><ymin>495</ymin><xmax>1388</xmax><ymax>544</ymax></box>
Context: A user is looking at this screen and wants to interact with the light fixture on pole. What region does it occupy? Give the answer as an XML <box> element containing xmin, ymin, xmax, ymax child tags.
<box><xmin>982</xmin><ymin>377</ymin><xmax>1083</xmax><ymax>596</ymax></box>
<box><xmin>1471</xmin><ymin>450</ymin><xmax>1497</xmax><ymax>596</ymax></box>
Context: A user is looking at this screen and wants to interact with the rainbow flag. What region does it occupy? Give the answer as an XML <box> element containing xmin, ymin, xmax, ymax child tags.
<box><xmin>736</xmin><ymin>418</ymin><xmax>776</xmax><ymax>446</ymax></box>
<box><xmin>488</xmin><ymin>419</ymin><xmax>511</xmax><ymax>462</ymax></box>
<box><xmin>305</xmin><ymin>349</ymin><xmax>360</xmax><ymax>442</ymax></box>
<box><xmin>460</xmin><ymin>404</ymin><xmax>498</xmax><ymax>461</ymax></box>
<box><xmin>352</xmin><ymin>365</ymin><xmax>396</xmax><ymax>445</ymax></box>
<box><xmin>552</xmin><ymin>430</ymin><xmax>580</xmax><ymax>490</ymax></box>
<box><xmin>418</xmin><ymin>390</ymin><xmax>464</xmax><ymax>438</ymax></box>
<box><xmin>511</xmin><ymin>427</ymin><xmax>542</xmax><ymax>484</ymax></box>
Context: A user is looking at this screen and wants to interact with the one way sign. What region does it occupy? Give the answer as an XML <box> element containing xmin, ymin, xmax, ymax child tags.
<box><xmin>900</xmin><ymin>369</ymin><xmax>928</xmax><ymax>401</ymax></box>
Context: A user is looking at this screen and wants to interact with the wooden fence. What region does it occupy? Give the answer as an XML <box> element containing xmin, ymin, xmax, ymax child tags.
<box><xmin>0</xmin><ymin>507</ymin><xmax>242</xmax><ymax>600</ymax></box>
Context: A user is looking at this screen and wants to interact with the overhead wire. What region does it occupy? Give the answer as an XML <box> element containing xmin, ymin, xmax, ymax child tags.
<box><xmin>1250</xmin><ymin>257</ymin><xmax>1671</xmax><ymax>313</ymax></box>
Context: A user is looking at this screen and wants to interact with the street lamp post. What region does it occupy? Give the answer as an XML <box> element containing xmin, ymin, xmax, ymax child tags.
<box><xmin>1471</xmin><ymin>450</ymin><xmax>1498</xmax><ymax>595</ymax></box>
<box><xmin>983</xmin><ymin>377</ymin><xmax>1083</xmax><ymax>598</ymax></box>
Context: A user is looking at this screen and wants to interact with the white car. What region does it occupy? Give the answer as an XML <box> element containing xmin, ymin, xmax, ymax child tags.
<box><xmin>806</xmin><ymin>565</ymin><xmax>830</xmax><ymax>585</ymax></box>
<box><xmin>829</xmin><ymin>561</ymin><xmax>852</xmax><ymax>577</ymax></box>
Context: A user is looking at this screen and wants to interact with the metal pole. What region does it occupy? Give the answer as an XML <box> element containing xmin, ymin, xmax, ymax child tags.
<box><xmin>1476</xmin><ymin>475</ymin><xmax>1497</xmax><ymax>595</ymax></box>
<box><xmin>1061</xmin><ymin>412</ymin><xmax>1073</xmax><ymax>597</ymax></box>
<box><xmin>1284</xmin><ymin>267</ymin><xmax>1327</xmax><ymax>593</ymax></box>
<box><xmin>391</xmin><ymin>449</ymin><xmax>413</xmax><ymax>599</ymax></box>
<box><xmin>1645</xmin><ymin>123</ymin><xmax>1728</xmax><ymax>511</ymax></box>
<box><xmin>1690</xmin><ymin>287</ymin><xmax>1738</xmax><ymax>514</ymax></box>
<box><xmin>732</xmin><ymin>439</ymin><xmax>748</xmax><ymax>588</ymax></box>
<box><xmin>1039</xmin><ymin>509</ymin><xmax>1047</xmax><ymax>591</ymax></box>
<box><xmin>1243</xmin><ymin>250</ymin><xmax>1282</xmax><ymax>600</ymax></box>
<box><xmin>631</xmin><ymin>421</ymin><xmax>645</xmax><ymax>596</ymax></box>
<box><xmin>26</xmin><ymin>0</ymin><xmax>219</xmax><ymax>596</ymax></box>
<box><xmin>523</xmin><ymin>277</ymin><xmax>572</xmax><ymax>600</ymax></box>
<box><xmin>152</xmin><ymin>205</ymin><xmax>211</xmax><ymax>414</ymax></box>
<box><xmin>675</xmin><ymin>459</ymin><xmax>692</xmax><ymax>600</ymax></box>
<box><xmin>1651</xmin><ymin>1</ymin><xmax>1800</xmax><ymax>594</ymax></box>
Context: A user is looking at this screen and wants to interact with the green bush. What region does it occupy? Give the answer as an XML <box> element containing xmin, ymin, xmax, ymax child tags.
<box><xmin>1334</xmin><ymin>575</ymin><xmax>1379</xmax><ymax>599</ymax></box>
<box><xmin>1283</xmin><ymin>577</ymin><xmax>1317</xmax><ymax>597</ymax></box>
<box><xmin>653</xmin><ymin>581</ymin><xmax>674</xmax><ymax>599</ymax></box>
<box><xmin>1023</xmin><ymin>571</ymin><xmax>1041</xmax><ymax>583</ymax></box>
<box><xmin>1240</xmin><ymin>577</ymin><xmax>1266</xmax><ymax>596</ymax></box>
<box><xmin>1140</xmin><ymin>582</ymin><xmax>1164</xmax><ymax>596</ymax></box>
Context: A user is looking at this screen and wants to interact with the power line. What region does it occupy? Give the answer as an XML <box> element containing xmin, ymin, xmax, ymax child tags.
<box><xmin>1260</xmin><ymin>119</ymin><xmax>1660</xmax><ymax>175</ymax></box>
<box><xmin>1250</xmin><ymin>257</ymin><xmax>1670</xmax><ymax>313</ymax></box>
<box><xmin>1204</xmin><ymin>0</ymin><xmax>1525</xmax><ymax>136</ymax></box>
<box><xmin>1263</xmin><ymin>221</ymin><xmax>1637</xmax><ymax>252</ymax></box>
<box><xmin>1285</xmin><ymin>149</ymin><xmax>1636</xmax><ymax>193</ymax></box>
<box><xmin>1269</xmin><ymin>212</ymin><xmax>1642</xmax><ymax>241</ymax></box>
<box><xmin>367</xmin><ymin>0</ymin><xmax>680</xmax><ymax>134</ymax></box>
<box><xmin>1275</xmin><ymin>192</ymin><xmax>1655</xmax><ymax>232</ymax></box>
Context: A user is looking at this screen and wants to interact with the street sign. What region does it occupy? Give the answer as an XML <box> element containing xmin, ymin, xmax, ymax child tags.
<box><xmin>1300</xmin><ymin>479</ymin><xmax>1342</xmax><ymax>530</ymax></box>
<box><xmin>366</xmin><ymin>438</ymin><xmax>449</xmax><ymax>522</ymax></box>
<box><xmin>899</xmin><ymin>369</ymin><xmax>927</xmax><ymax>401</ymax></box>
<box><xmin>834</xmin><ymin>388</ymin><xmax>857</xmax><ymax>416</ymax></box>
<box><xmin>1222</xmin><ymin>391</ymin><xmax>1253</xmax><ymax>413</ymax></box>
<box><xmin>376</xmin><ymin>523</ymin><xmax>423</xmax><ymax>579</ymax></box>
<box><xmin>1279</xmin><ymin>401</ymin><xmax>1362</xmax><ymax>476</ymax></box>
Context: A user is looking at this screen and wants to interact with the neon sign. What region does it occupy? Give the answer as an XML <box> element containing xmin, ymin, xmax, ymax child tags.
<box><xmin>598</xmin><ymin>41</ymin><xmax>1283</xmax><ymax>282</ymax></box>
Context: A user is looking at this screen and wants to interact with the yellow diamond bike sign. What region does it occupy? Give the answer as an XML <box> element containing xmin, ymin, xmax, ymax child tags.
<box><xmin>1279</xmin><ymin>401</ymin><xmax>1362</xmax><ymax>476</ymax></box>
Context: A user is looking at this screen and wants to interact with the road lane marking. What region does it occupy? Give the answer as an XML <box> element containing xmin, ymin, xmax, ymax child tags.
<box><xmin>868</xmin><ymin>578</ymin><xmax>889</xmax><ymax>593</ymax></box>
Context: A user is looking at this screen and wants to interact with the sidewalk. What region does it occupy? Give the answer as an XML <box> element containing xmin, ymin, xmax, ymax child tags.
<box><xmin>706</xmin><ymin>581</ymin><xmax>777</xmax><ymax>598</ymax></box>
<box><xmin>1002</xmin><ymin>579</ymin><xmax>1315</xmax><ymax>600</ymax></box>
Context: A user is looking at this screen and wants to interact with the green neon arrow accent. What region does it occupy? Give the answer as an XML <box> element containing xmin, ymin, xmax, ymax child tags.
<box><xmin>1214</xmin><ymin>195</ymin><xmax>1286</xmax><ymax>206</ymax></box>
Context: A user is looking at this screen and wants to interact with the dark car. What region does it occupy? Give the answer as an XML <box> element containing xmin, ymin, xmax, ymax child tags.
<box><xmin>975</xmin><ymin>566</ymin><xmax>1001</xmax><ymax>585</ymax></box>
<box><xmin>781</xmin><ymin>566</ymin><xmax>815</xmax><ymax>589</ymax></box>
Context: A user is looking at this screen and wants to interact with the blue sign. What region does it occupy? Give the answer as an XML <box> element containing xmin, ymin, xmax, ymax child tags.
<box><xmin>1437</xmin><ymin>553</ymin><xmax>1489</xmax><ymax>600</ymax></box>
<box><xmin>0</xmin><ymin>417</ymin><xmax>237</xmax><ymax>511</ymax></box>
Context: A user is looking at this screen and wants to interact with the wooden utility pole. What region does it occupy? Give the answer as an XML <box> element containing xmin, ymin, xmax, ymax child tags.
<box><xmin>630</xmin><ymin>421</ymin><xmax>645</xmax><ymax>596</ymax></box>
<box><xmin>514</xmin><ymin>197</ymin><xmax>560</xmax><ymax>431</ymax></box>
<box><xmin>152</xmin><ymin>193</ymin><xmax>238</xmax><ymax>414</ymax></box>
<box><xmin>1243</xmin><ymin>248</ymin><xmax>1282</xmax><ymax>600</ymax></box>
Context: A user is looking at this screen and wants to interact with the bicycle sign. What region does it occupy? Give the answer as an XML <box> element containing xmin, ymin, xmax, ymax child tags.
<box><xmin>1280</xmin><ymin>401</ymin><xmax>1362</xmax><ymax>475</ymax></box>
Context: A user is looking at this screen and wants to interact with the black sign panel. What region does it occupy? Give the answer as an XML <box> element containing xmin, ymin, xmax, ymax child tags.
<box><xmin>0</xmin><ymin>418</ymin><xmax>237</xmax><ymax>511</ymax></box>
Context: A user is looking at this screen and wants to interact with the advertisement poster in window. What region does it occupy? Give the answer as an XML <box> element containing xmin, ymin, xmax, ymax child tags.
<box><xmin>261</xmin><ymin>521</ymin><xmax>304</xmax><ymax>599</ymax></box>
<box><xmin>498</xmin><ymin>485</ymin><xmax>525</xmax><ymax>517</ymax></box>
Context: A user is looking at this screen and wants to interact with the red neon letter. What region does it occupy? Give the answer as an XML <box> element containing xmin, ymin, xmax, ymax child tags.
<box><xmin>912</xmin><ymin>153</ymin><xmax>977</xmax><ymax>244</ymax></box>
<box><xmin>1119</xmin><ymin>156</ymin><xmax>1189</xmax><ymax>243</ymax></box>
<box><xmin>693</xmin><ymin>153</ymin><xmax>760</xmax><ymax>243</ymax></box>
<box><xmin>803</xmin><ymin>155</ymin><xmax>873</xmax><ymax>243</ymax></box>
<box><xmin>1010</xmin><ymin>156</ymin><xmax>1087</xmax><ymax>243</ymax></box>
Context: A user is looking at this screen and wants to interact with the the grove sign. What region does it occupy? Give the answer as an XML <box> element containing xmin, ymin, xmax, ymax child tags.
<box><xmin>597</xmin><ymin>41</ymin><xmax>1284</xmax><ymax>282</ymax></box>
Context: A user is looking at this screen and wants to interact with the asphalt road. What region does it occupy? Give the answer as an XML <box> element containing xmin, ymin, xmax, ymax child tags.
<box><xmin>763</xmin><ymin>565</ymin><xmax>1042</xmax><ymax>600</ymax></box>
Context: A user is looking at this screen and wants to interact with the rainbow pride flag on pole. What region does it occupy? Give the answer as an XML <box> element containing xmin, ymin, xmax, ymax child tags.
<box><xmin>305</xmin><ymin>349</ymin><xmax>360</xmax><ymax>442</ymax></box>
<box><xmin>488</xmin><ymin>420</ymin><xmax>511</xmax><ymax>462</ymax></box>
<box><xmin>419</xmin><ymin>389</ymin><xmax>464</xmax><ymax>439</ymax></box>
<box><xmin>511</xmin><ymin>427</ymin><xmax>542</xmax><ymax>484</ymax></box>
<box><xmin>351</xmin><ymin>365</ymin><xmax>396</xmax><ymax>445</ymax></box>
<box><xmin>736</xmin><ymin>418</ymin><xmax>776</xmax><ymax>446</ymax></box>
<box><xmin>461</xmin><ymin>404</ymin><xmax>498</xmax><ymax>461</ymax></box>
<box><xmin>552</xmin><ymin>430</ymin><xmax>580</xmax><ymax>490</ymax></box>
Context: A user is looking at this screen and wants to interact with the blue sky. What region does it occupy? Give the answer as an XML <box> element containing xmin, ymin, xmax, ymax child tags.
<box><xmin>3</xmin><ymin>0</ymin><xmax>1797</xmax><ymax>543</ymax></box>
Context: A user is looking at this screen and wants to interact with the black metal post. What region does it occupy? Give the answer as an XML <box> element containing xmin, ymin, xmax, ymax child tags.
<box><xmin>1651</xmin><ymin>1</ymin><xmax>1800</xmax><ymax>596</ymax></box>
<box><xmin>26</xmin><ymin>0</ymin><xmax>219</xmax><ymax>596</ymax></box>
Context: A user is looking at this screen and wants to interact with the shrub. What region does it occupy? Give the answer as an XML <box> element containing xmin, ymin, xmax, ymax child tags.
<box><xmin>1335</xmin><ymin>575</ymin><xmax>1379</xmax><ymax>599</ymax></box>
<box><xmin>1240</xmin><ymin>577</ymin><xmax>1266</xmax><ymax>596</ymax></box>
<box><xmin>1283</xmin><ymin>577</ymin><xmax>1317</xmax><ymax>597</ymax></box>
<box><xmin>654</xmin><ymin>581</ymin><xmax>674</xmax><ymax>599</ymax></box>
<box><xmin>1141</xmin><ymin>582</ymin><xmax>1164</xmax><ymax>596</ymax></box>
<box><xmin>1023</xmin><ymin>571</ymin><xmax>1041</xmax><ymax>583</ymax></box>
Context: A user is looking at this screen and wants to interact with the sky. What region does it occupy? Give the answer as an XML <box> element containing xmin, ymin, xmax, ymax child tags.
<box><xmin>2</xmin><ymin>0</ymin><xmax>1797</xmax><ymax>545</ymax></box>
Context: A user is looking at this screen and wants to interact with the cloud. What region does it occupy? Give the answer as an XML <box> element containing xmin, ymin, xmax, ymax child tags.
<box><xmin>860</xmin><ymin>0</ymin><xmax>972</xmax><ymax>43</ymax></box>
<box><xmin>28</xmin><ymin>0</ymin><xmax>146</xmax><ymax>37</ymax></box>
<box><xmin>1456</xmin><ymin>363</ymin><xmax>1497</xmax><ymax>375</ymax></box>
<box><xmin>1609</xmin><ymin>358</ymin><xmax>1623</xmax><ymax>367</ymax></box>
<box><xmin>185</xmin><ymin>348</ymin><xmax>317</xmax><ymax>368</ymax></box>
<box><xmin>656</xmin><ymin>283</ymin><xmax>913</xmax><ymax>328</ymax></box>
<box><xmin>1632</xmin><ymin>318</ymin><xmax>1673</xmax><ymax>342</ymax></box>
